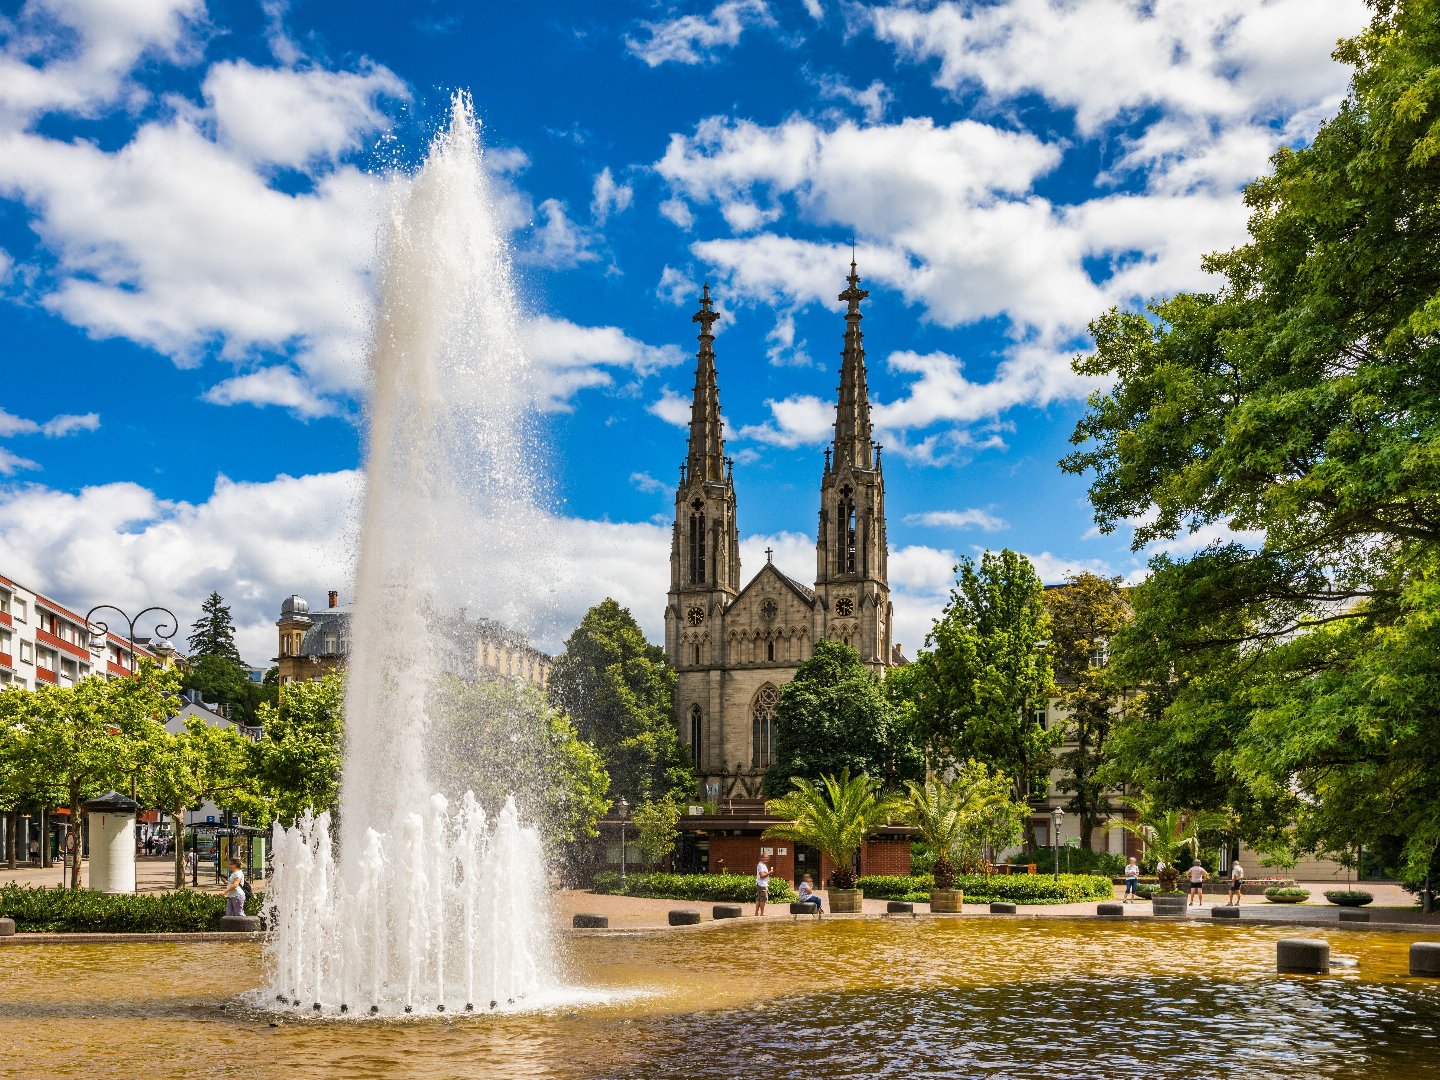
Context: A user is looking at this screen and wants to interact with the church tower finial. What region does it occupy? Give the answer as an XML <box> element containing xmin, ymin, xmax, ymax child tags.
<box><xmin>685</xmin><ymin>283</ymin><xmax>725</xmax><ymax>484</ymax></box>
<box><xmin>833</xmin><ymin>259</ymin><xmax>874</xmax><ymax>471</ymax></box>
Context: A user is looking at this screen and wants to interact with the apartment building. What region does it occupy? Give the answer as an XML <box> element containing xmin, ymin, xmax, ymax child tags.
<box><xmin>0</xmin><ymin>572</ymin><xmax>175</xmax><ymax>692</ymax></box>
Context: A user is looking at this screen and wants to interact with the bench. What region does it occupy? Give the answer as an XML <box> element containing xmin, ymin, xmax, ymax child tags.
<box><xmin>789</xmin><ymin>902</ymin><xmax>822</xmax><ymax>920</ymax></box>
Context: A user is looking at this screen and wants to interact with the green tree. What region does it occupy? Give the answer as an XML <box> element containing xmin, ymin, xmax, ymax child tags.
<box><xmin>631</xmin><ymin>795</ymin><xmax>683</xmax><ymax>869</ymax></box>
<box><xmin>186</xmin><ymin>592</ymin><xmax>244</xmax><ymax>665</ymax></box>
<box><xmin>762</xmin><ymin>639</ymin><xmax>923</xmax><ymax>797</ymax></box>
<box><xmin>548</xmin><ymin>599</ymin><xmax>691</xmax><ymax>805</ymax></box>
<box><xmin>1062</xmin><ymin>1</ymin><xmax>1440</xmax><ymax>883</ymax></box>
<box><xmin>901</xmin><ymin>550</ymin><xmax>1057</xmax><ymax>846</ymax></box>
<box><xmin>181</xmin><ymin>593</ymin><xmax>272</xmax><ymax>725</ymax></box>
<box><xmin>427</xmin><ymin>675</ymin><xmax>610</xmax><ymax>850</ymax></box>
<box><xmin>1110</xmin><ymin>795</ymin><xmax>1230</xmax><ymax>891</ymax></box>
<box><xmin>763</xmin><ymin>769</ymin><xmax>904</xmax><ymax>890</ymax></box>
<box><xmin>250</xmin><ymin>674</ymin><xmax>345</xmax><ymax>823</ymax></box>
<box><xmin>6</xmin><ymin>663</ymin><xmax>181</xmax><ymax>887</ymax></box>
<box><xmin>1043</xmin><ymin>573</ymin><xmax>1133</xmax><ymax>850</ymax></box>
<box><xmin>905</xmin><ymin>760</ymin><xmax>1029</xmax><ymax>886</ymax></box>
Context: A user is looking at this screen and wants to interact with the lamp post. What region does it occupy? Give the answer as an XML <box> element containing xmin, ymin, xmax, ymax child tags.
<box><xmin>617</xmin><ymin>797</ymin><xmax>630</xmax><ymax>888</ymax></box>
<box><xmin>1051</xmin><ymin>806</ymin><xmax>1064</xmax><ymax>881</ymax></box>
<box><xmin>83</xmin><ymin>603</ymin><xmax>179</xmax><ymax>892</ymax></box>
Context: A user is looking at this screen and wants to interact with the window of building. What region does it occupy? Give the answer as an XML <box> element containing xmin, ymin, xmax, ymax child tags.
<box><xmin>1089</xmin><ymin>638</ymin><xmax>1110</xmax><ymax>667</ymax></box>
<box><xmin>693</xmin><ymin>644</ymin><xmax>700</xmax><ymax>666</ymax></box>
<box><xmin>13</xmin><ymin>599</ymin><xmax>26</xmax><ymax>623</ymax></box>
<box><xmin>688</xmin><ymin>499</ymin><xmax>706</xmax><ymax>585</ymax></box>
<box><xmin>19</xmin><ymin>641</ymin><xmax>32</xmax><ymax>664</ymax></box>
<box><xmin>766</xmin><ymin>639</ymin><xmax>775</xmax><ymax>662</ymax></box>
<box><xmin>0</xmin><ymin>592</ymin><xmax>8</xmax><ymax>614</ymax></box>
<box><xmin>323</xmin><ymin>634</ymin><xmax>338</xmax><ymax>653</ymax></box>
<box><xmin>752</xmin><ymin>683</ymin><xmax>779</xmax><ymax>768</ymax></box>
<box><xmin>1032</xmin><ymin>706</ymin><xmax>1047</xmax><ymax>730</ymax></box>
<box><xmin>689</xmin><ymin>705</ymin><xmax>702</xmax><ymax>771</ymax></box>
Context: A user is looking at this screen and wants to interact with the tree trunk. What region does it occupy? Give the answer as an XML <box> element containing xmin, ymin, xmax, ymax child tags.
<box><xmin>172</xmin><ymin>808</ymin><xmax>186</xmax><ymax>889</ymax></box>
<box><xmin>4</xmin><ymin>811</ymin><xmax>14</xmax><ymax>869</ymax></box>
<box><xmin>39</xmin><ymin>806</ymin><xmax>50</xmax><ymax>868</ymax></box>
<box><xmin>68</xmin><ymin>788</ymin><xmax>82</xmax><ymax>890</ymax></box>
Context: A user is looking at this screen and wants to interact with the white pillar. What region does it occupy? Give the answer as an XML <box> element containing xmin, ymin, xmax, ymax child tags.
<box><xmin>81</xmin><ymin>791</ymin><xmax>139</xmax><ymax>894</ymax></box>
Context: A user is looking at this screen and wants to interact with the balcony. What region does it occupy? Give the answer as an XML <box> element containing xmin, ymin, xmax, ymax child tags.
<box><xmin>37</xmin><ymin>627</ymin><xmax>90</xmax><ymax>661</ymax></box>
<box><xmin>36</xmin><ymin>667</ymin><xmax>57</xmax><ymax>685</ymax></box>
<box><xmin>0</xmin><ymin>610</ymin><xmax>11</xmax><ymax>627</ymax></box>
<box><xmin>0</xmin><ymin>652</ymin><xmax>11</xmax><ymax>669</ymax></box>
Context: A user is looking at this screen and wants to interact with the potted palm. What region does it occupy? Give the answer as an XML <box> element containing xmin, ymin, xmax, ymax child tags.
<box><xmin>765</xmin><ymin>769</ymin><xmax>902</xmax><ymax>913</ymax></box>
<box><xmin>906</xmin><ymin>762</ymin><xmax>1024</xmax><ymax>914</ymax></box>
<box><xmin>1111</xmin><ymin>796</ymin><xmax>1228</xmax><ymax>916</ymax></box>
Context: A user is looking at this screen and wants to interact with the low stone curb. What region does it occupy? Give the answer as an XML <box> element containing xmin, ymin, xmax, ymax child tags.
<box><xmin>0</xmin><ymin>931</ymin><xmax>262</xmax><ymax>945</ymax></box>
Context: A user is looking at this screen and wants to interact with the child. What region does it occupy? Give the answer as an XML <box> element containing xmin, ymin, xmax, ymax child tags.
<box><xmin>797</xmin><ymin>874</ymin><xmax>823</xmax><ymax>912</ymax></box>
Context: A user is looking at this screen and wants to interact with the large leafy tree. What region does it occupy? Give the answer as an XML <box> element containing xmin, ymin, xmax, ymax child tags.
<box><xmin>427</xmin><ymin>675</ymin><xmax>610</xmax><ymax>851</ymax></box>
<box><xmin>762</xmin><ymin>639</ymin><xmax>923</xmax><ymax>797</ymax></box>
<box><xmin>764</xmin><ymin>769</ymin><xmax>904</xmax><ymax>890</ymax></box>
<box><xmin>182</xmin><ymin>592</ymin><xmax>272</xmax><ymax>725</ymax></box>
<box><xmin>250</xmin><ymin>674</ymin><xmax>345</xmax><ymax>823</ymax></box>
<box><xmin>1043</xmin><ymin>573</ymin><xmax>1133</xmax><ymax>849</ymax></box>
<box><xmin>904</xmin><ymin>761</ymin><xmax>1024</xmax><ymax>888</ymax></box>
<box><xmin>547</xmin><ymin>598</ymin><xmax>691</xmax><ymax>805</ymax></box>
<box><xmin>901</xmin><ymin>549</ymin><xmax>1057</xmax><ymax>846</ymax></box>
<box><xmin>1063</xmin><ymin>0</ymin><xmax>1440</xmax><ymax>886</ymax></box>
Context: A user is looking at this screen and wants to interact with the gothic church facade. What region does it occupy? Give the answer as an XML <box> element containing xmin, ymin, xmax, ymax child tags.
<box><xmin>666</xmin><ymin>263</ymin><xmax>896</xmax><ymax>799</ymax></box>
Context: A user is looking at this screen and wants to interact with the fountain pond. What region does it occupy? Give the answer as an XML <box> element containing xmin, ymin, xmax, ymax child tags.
<box><xmin>2</xmin><ymin>918</ymin><xmax>1438</xmax><ymax>1079</ymax></box>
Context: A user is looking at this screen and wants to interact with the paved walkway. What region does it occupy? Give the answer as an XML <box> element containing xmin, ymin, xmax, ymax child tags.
<box><xmin>0</xmin><ymin>855</ymin><xmax>260</xmax><ymax>895</ymax></box>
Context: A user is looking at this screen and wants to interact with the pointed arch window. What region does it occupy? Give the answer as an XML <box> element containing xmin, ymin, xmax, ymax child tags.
<box><xmin>689</xmin><ymin>704</ymin><xmax>703</xmax><ymax>771</ymax></box>
<box><xmin>837</xmin><ymin>486</ymin><xmax>856</xmax><ymax>574</ymax></box>
<box><xmin>689</xmin><ymin>499</ymin><xmax>706</xmax><ymax>584</ymax></box>
<box><xmin>752</xmin><ymin>682</ymin><xmax>779</xmax><ymax>768</ymax></box>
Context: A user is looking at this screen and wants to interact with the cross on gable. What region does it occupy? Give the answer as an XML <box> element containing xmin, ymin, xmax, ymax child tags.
<box><xmin>765</xmin><ymin>547</ymin><xmax>774</xmax><ymax>563</ymax></box>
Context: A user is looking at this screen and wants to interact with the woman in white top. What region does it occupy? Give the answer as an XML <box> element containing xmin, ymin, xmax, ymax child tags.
<box><xmin>1186</xmin><ymin>860</ymin><xmax>1209</xmax><ymax>906</ymax></box>
<box><xmin>222</xmin><ymin>856</ymin><xmax>247</xmax><ymax>917</ymax></box>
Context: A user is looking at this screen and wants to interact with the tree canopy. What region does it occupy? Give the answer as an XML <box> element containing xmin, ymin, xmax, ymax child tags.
<box><xmin>547</xmin><ymin>598</ymin><xmax>691</xmax><ymax>805</ymax></box>
<box><xmin>187</xmin><ymin>592</ymin><xmax>244</xmax><ymax>665</ymax></box>
<box><xmin>762</xmin><ymin>638</ymin><xmax>922</xmax><ymax>797</ymax></box>
<box><xmin>250</xmin><ymin>674</ymin><xmax>345</xmax><ymax>824</ymax></box>
<box><xmin>1064</xmin><ymin>1</ymin><xmax>1440</xmax><ymax>885</ymax></box>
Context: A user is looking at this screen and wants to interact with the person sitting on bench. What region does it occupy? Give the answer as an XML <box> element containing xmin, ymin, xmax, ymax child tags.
<box><xmin>797</xmin><ymin>874</ymin><xmax>823</xmax><ymax>912</ymax></box>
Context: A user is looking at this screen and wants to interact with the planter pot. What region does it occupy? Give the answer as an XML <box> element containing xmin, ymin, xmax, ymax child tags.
<box><xmin>829</xmin><ymin>888</ymin><xmax>863</xmax><ymax>913</ymax></box>
<box><xmin>1324</xmin><ymin>892</ymin><xmax>1374</xmax><ymax>907</ymax></box>
<box><xmin>929</xmin><ymin>889</ymin><xmax>963</xmax><ymax>914</ymax></box>
<box><xmin>1151</xmin><ymin>895</ymin><xmax>1187</xmax><ymax>917</ymax></box>
<box><xmin>1265</xmin><ymin>892</ymin><xmax>1310</xmax><ymax>904</ymax></box>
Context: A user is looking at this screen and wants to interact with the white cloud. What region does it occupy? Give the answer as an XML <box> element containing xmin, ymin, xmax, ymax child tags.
<box><xmin>203</xmin><ymin>59</ymin><xmax>407</xmax><ymax>169</ymax></box>
<box><xmin>905</xmin><ymin>508</ymin><xmax>1007</xmax><ymax>532</ymax></box>
<box><xmin>202</xmin><ymin>366</ymin><xmax>337</xmax><ymax>418</ymax></box>
<box><xmin>656</xmin><ymin>264</ymin><xmax>695</xmax><ymax>306</ymax></box>
<box><xmin>625</xmin><ymin>0</ymin><xmax>776</xmax><ymax>68</ymax></box>
<box><xmin>736</xmin><ymin>393</ymin><xmax>832</xmax><ymax>448</ymax></box>
<box><xmin>522</xmin><ymin>198</ymin><xmax>598</xmax><ymax>269</ymax></box>
<box><xmin>522</xmin><ymin>316</ymin><xmax>686</xmax><ymax>412</ymax></box>
<box><xmin>815</xmin><ymin>74</ymin><xmax>891</xmax><ymax>124</ymax></box>
<box><xmin>0</xmin><ymin>407</ymin><xmax>100</xmax><ymax>438</ymax></box>
<box><xmin>590</xmin><ymin>166</ymin><xmax>633</xmax><ymax>224</ymax></box>
<box><xmin>648</xmin><ymin>387</ymin><xmax>693</xmax><ymax>428</ymax></box>
<box><xmin>0</xmin><ymin>448</ymin><xmax>40</xmax><ymax>476</ymax></box>
<box><xmin>659</xmin><ymin>197</ymin><xmax>695</xmax><ymax>229</ymax></box>
<box><xmin>630</xmin><ymin>471</ymin><xmax>673</xmax><ymax>497</ymax></box>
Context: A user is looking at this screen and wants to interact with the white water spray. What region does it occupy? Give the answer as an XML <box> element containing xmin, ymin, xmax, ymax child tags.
<box><xmin>262</xmin><ymin>94</ymin><xmax>556</xmax><ymax>1016</ymax></box>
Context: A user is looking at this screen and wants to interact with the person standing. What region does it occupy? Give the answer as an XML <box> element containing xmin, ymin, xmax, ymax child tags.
<box><xmin>222</xmin><ymin>856</ymin><xmax>247</xmax><ymax>917</ymax></box>
<box><xmin>1123</xmin><ymin>856</ymin><xmax>1140</xmax><ymax>903</ymax></box>
<box><xmin>1187</xmin><ymin>860</ymin><xmax>1210</xmax><ymax>906</ymax></box>
<box><xmin>754</xmin><ymin>854</ymin><xmax>773</xmax><ymax>916</ymax></box>
<box><xmin>1227</xmin><ymin>860</ymin><xmax>1245</xmax><ymax>906</ymax></box>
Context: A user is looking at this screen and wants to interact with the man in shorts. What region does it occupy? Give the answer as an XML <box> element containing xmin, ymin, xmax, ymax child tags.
<box><xmin>1227</xmin><ymin>860</ymin><xmax>1245</xmax><ymax>906</ymax></box>
<box><xmin>1187</xmin><ymin>859</ymin><xmax>1210</xmax><ymax>906</ymax></box>
<box><xmin>1123</xmin><ymin>856</ymin><xmax>1140</xmax><ymax>903</ymax></box>
<box><xmin>755</xmin><ymin>854</ymin><xmax>772</xmax><ymax>916</ymax></box>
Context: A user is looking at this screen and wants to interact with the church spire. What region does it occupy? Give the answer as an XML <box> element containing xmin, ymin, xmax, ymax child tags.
<box><xmin>686</xmin><ymin>283</ymin><xmax>725</xmax><ymax>483</ymax></box>
<box><xmin>833</xmin><ymin>259</ymin><xmax>875</xmax><ymax>471</ymax></box>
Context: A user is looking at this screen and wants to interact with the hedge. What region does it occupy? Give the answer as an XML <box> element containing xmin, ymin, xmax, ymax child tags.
<box><xmin>591</xmin><ymin>872</ymin><xmax>797</xmax><ymax>903</ymax></box>
<box><xmin>856</xmin><ymin>874</ymin><xmax>1114</xmax><ymax>904</ymax></box>
<box><xmin>0</xmin><ymin>884</ymin><xmax>262</xmax><ymax>933</ymax></box>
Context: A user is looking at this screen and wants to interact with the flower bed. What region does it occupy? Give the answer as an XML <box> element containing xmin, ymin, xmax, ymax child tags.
<box><xmin>0</xmin><ymin>884</ymin><xmax>260</xmax><ymax>933</ymax></box>
<box><xmin>856</xmin><ymin>874</ymin><xmax>1113</xmax><ymax>905</ymax></box>
<box><xmin>590</xmin><ymin>872</ymin><xmax>796</xmax><ymax>903</ymax></box>
<box><xmin>1264</xmin><ymin>887</ymin><xmax>1312</xmax><ymax>904</ymax></box>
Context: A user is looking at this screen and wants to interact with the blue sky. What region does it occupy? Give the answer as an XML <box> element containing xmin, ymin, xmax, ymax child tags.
<box><xmin>0</xmin><ymin>0</ymin><xmax>1366</xmax><ymax>663</ymax></box>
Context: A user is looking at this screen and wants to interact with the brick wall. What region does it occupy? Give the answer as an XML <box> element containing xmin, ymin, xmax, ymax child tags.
<box><xmin>707</xmin><ymin>834</ymin><xmax>795</xmax><ymax>886</ymax></box>
<box><xmin>817</xmin><ymin>836</ymin><xmax>912</xmax><ymax>883</ymax></box>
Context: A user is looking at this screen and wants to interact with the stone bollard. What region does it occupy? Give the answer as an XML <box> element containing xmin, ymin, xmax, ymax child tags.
<box><xmin>0</xmin><ymin>917</ymin><xmax>15</xmax><ymax>937</ymax></box>
<box><xmin>989</xmin><ymin>902</ymin><xmax>1017</xmax><ymax>914</ymax></box>
<box><xmin>1096</xmin><ymin>903</ymin><xmax>1124</xmax><ymax>918</ymax></box>
<box><xmin>1411</xmin><ymin>943</ymin><xmax>1440</xmax><ymax>978</ymax></box>
<box><xmin>886</xmin><ymin>901</ymin><xmax>914</xmax><ymax>915</ymax></box>
<box><xmin>1339</xmin><ymin>910</ymin><xmax>1370</xmax><ymax>923</ymax></box>
<box><xmin>667</xmin><ymin>909</ymin><xmax>701</xmax><ymax>927</ymax></box>
<box><xmin>1212</xmin><ymin>906</ymin><xmax>1240</xmax><ymax>919</ymax></box>
<box><xmin>712</xmin><ymin>904</ymin><xmax>743</xmax><ymax>920</ymax></box>
<box><xmin>218</xmin><ymin>915</ymin><xmax>262</xmax><ymax>933</ymax></box>
<box><xmin>1277</xmin><ymin>938</ymin><xmax>1330</xmax><ymax>974</ymax></box>
<box><xmin>572</xmin><ymin>914</ymin><xmax>608</xmax><ymax>929</ymax></box>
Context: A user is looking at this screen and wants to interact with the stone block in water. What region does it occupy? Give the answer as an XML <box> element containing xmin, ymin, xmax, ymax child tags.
<box><xmin>667</xmin><ymin>910</ymin><xmax>701</xmax><ymax>926</ymax></box>
<box><xmin>789</xmin><ymin>902</ymin><xmax>821</xmax><ymax>917</ymax></box>
<box><xmin>711</xmin><ymin>905</ymin><xmax>742</xmax><ymax>920</ymax></box>
<box><xmin>1411</xmin><ymin>942</ymin><xmax>1440</xmax><ymax>977</ymax></box>
<box><xmin>1096</xmin><ymin>903</ymin><xmax>1124</xmax><ymax>917</ymax></box>
<box><xmin>989</xmin><ymin>902</ymin><xmax>1017</xmax><ymax>914</ymax></box>
<box><xmin>886</xmin><ymin>901</ymin><xmax>914</xmax><ymax>915</ymax></box>
<box><xmin>218</xmin><ymin>915</ymin><xmax>261</xmax><ymax>933</ymax></box>
<box><xmin>1277</xmin><ymin>938</ymin><xmax>1329</xmax><ymax>974</ymax></box>
<box><xmin>0</xmin><ymin>917</ymin><xmax>15</xmax><ymax>936</ymax></box>
<box><xmin>1211</xmin><ymin>906</ymin><xmax>1240</xmax><ymax>919</ymax></box>
<box><xmin>1338</xmin><ymin>910</ymin><xmax>1370</xmax><ymax>923</ymax></box>
<box><xmin>572</xmin><ymin>914</ymin><xmax>608</xmax><ymax>929</ymax></box>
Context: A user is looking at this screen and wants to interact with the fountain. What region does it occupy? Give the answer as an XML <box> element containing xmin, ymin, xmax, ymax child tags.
<box><xmin>262</xmin><ymin>92</ymin><xmax>557</xmax><ymax>1016</ymax></box>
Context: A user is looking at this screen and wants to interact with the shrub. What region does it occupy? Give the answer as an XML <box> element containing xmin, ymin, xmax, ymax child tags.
<box><xmin>1264</xmin><ymin>887</ymin><xmax>1312</xmax><ymax>903</ymax></box>
<box><xmin>856</xmin><ymin>873</ymin><xmax>1113</xmax><ymax>904</ymax></box>
<box><xmin>1135</xmin><ymin>882</ymin><xmax>1159</xmax><ymax>899</ymax></box>
<box><xmin>1030</xmin><ymin>849</ymin><xmax>1126</xmax><ymax>876</ymax></box>
<box><xmin>1323</xmin><ymin>890</ymin><xmax>1374</xmax><ymax>907</ymax></box>
<box><xmin>0</xmin><ymin>884</ymin><xmax>261</xmax><ymax>933</ymax></box>
<box><xmin>590</xmin><ymin>872</ymin><xmax>796</xmax><ymax>904</ymax></box>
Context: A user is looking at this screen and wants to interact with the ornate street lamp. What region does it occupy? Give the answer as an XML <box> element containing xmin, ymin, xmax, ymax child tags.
<box><xmin>617</xmin><ymin>797</ymin><xmax>630</xmax><ymax>888</ymax></box>
<box><xmin>1051</xmin><ymin>806</ymin><xmax>1064</xmax><ymax>881</ymax></box>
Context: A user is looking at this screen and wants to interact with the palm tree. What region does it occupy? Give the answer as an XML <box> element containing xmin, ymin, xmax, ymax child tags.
<box><xmin>904</xmin><ymin>762</ymin><xmax>1018</xmax><ymax>889</ymax></box>
<box><xmin>764</xmin><ymin>769</ymin><xmax>903</xmax><ymax>890</ymax></box>
<box><xmin>1111</xmin><ymin>794</ymin><xmax>1229</xmax><ymax>891</ymax></box>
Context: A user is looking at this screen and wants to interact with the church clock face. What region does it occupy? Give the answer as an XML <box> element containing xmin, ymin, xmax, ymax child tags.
<box><xmin>687</xmin><ymin>606</ymin><xmax>706</xmax><ymax>626</ymax></box>
<box><xmin>760</xmin><ymin>599</ymin><xmax>778</xmax><ymax>621</ymax></box>
<box><xmin>835</xmin><ymin>595</ymin><xmax>855</xmax><ymax>618</ymax></box>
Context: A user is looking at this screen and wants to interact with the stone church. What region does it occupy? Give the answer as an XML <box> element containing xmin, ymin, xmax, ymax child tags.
<box><xmin>666</xmin><ymin>262</ymin><xmax>898</xmax><ymax>799</ymax></box>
